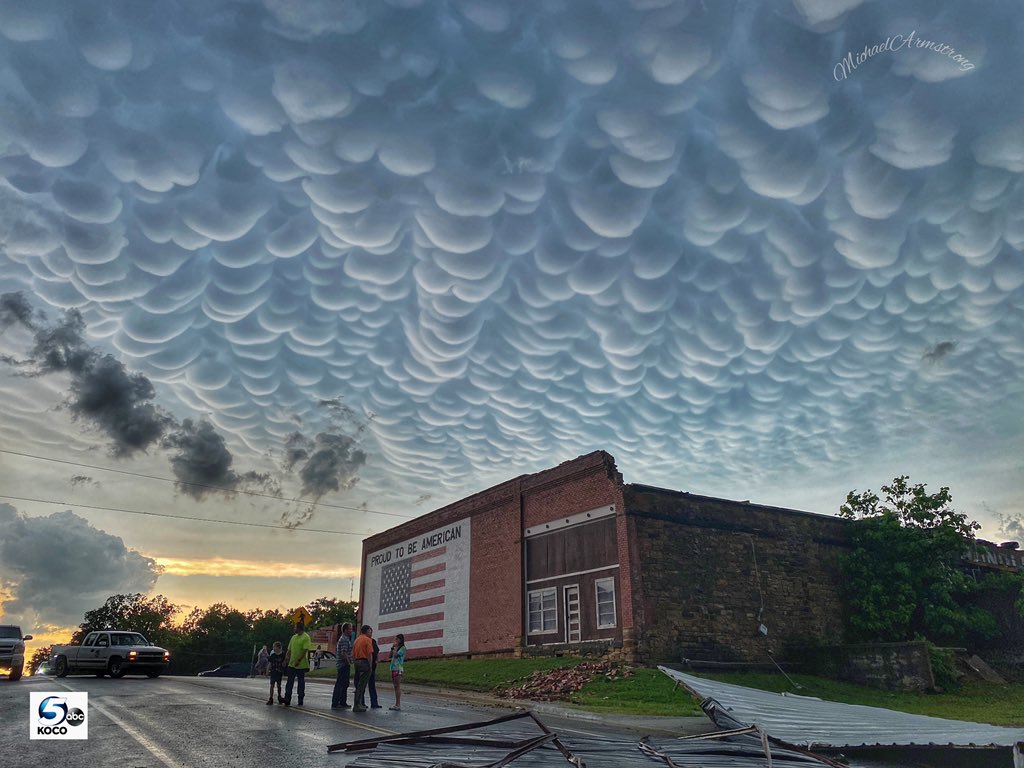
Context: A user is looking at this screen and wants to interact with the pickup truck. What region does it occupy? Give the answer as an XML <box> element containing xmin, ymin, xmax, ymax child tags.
<box><xmin>0</xmin><ymin>624</ymin><xmax>32</xmax><ymax>681</ymax></box>
<box><xmin>51</xmin><ymin>630</ymin><xmax>170</xmax><ymax>678</ymax></box>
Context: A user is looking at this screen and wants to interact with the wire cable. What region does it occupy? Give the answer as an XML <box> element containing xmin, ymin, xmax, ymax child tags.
<box><xmin>0</xmin><ymin>448</ymin><xmax>414</xmax><ymax>520</ymax></box>
<box><xmin>0</xmin><ymin>494</ymin><xmax>371</xmax><ymax>536</ymax></box>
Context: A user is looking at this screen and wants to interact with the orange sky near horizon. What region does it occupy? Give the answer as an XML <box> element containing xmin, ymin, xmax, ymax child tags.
<box><xmin>0</xmin><ymin>562</ymin><xmax>363</xmax><ymax>669</ymax></box>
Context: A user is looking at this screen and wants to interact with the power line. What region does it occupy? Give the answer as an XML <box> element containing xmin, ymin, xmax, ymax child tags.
<box><xmin>0</xmin><ymin>494</ymin><xmax>371</xmax><ymax>536</ymax></box>
<box><xmin>0</xmin><ymin>448</ymin><xmax>414</xmax><ymax>520</ymax></box>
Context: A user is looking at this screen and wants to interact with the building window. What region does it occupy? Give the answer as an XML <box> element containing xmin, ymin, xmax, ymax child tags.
<box><xmin>595</xmin><ymin>578</ymin><xmax>616</xmax><ymax>629</ymax></box>
<box><xmin>528</xmin><ymin>588</ymin><xmax>557</xmax><ymax>634</ymax></box>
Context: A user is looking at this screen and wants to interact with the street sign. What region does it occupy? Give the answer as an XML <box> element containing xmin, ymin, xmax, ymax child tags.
<box><xmin>291</xmin><ymin>607</ymin><xmax>313</xmax><ymax>626</ymax></box>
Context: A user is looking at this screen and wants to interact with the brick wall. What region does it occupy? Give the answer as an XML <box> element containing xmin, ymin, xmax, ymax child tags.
<box><xmin>360</xmin><ymin>451</ymin><xmax>627</xmax><ymax>657</ymax></box>
<box><xmin>468</xmin><ymin>494</ymin><xmax>521</xmax><ymax>654</ymax></box>
<box><xmin>626</xmin><ymin>485</ymin><xmax>850</xmax><ymax>663</ymax></box>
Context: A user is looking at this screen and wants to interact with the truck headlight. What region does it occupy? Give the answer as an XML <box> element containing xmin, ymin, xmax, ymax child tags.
<box><xmin>163</xmin><ymin>651</ymin><xmax>171</xmax><ymax>661</ymax></box>
<box><xmin>13</xmin><ymin>643</ymin><xmax>24</xmax><ymax>654</ymax></box>
<box><xmin>128</xmin><ymin>650</ymin><xmax>138</xmax><ymax>660</ymax></box>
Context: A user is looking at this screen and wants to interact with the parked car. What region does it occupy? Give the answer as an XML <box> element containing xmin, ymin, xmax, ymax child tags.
<box><xmin>197</xmin><ymin>662</ymin><xmax>253</xmax><ymax>678</ymax></box>
<box><xmin>0</xmin><ymin>625</ymin><xmax>32</xmax><ymax>681</ymax></box>
<box><xmin>51</xmin><ymin>630</ymin><xmax>170</xmax><ymax>678</ymax></box>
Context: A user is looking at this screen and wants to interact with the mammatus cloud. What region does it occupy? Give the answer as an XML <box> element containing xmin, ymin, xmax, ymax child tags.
<box><xmin>0</xmin><ymin>503</ymin><xmax>161</xmax><ymax>629</ymax></box>
<box><xmin>0</xmin><ymin>1</ymin><xmax>1020</xmax><ymax>508</ymax></box>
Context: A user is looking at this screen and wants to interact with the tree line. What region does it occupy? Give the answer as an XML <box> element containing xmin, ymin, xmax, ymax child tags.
<box><xmin>29</xmin><ymin>594</ymin><xmax>356</xmax><ymax>676</ymax></box>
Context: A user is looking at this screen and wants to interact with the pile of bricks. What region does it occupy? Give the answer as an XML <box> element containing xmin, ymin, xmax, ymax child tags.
<box><xmin>500</xmin><ymin>661</ymin><xmax>633</xmax><ymax>701</ymax></box>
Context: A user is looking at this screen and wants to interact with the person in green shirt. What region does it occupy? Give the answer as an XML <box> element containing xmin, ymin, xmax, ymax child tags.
<box><xmin>283</xmin><ymin>622</ymin><xmax>312</xmax><ymax>706</ymax></box>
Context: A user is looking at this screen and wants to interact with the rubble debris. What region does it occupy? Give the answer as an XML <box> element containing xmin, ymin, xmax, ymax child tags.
<box><xmin>499</xmin><ymin>662</ymin><xmax>633</xmax><ymax>701</ymax></box>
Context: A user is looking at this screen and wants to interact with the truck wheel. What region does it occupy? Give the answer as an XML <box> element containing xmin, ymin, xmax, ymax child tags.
<box><xmin>9</xmin><ymin>667</ymin><xmax>22</xmax><ymax>681</ymax></box>
<box><xmin>55</xmin><ymin>656</ymin><xmax>68</xmax><ymax>678</ymax></box>
<box><xmin>108</xmin><ymin>658</ymin><xmax>127</xmax><ymax>679</ymax></box>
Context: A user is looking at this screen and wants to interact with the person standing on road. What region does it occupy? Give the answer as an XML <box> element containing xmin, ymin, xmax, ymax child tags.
<box><xmin>389</xmin><ymin>633</ymin><xmax>406</xmax><ymax>711</ymax></box>
<box><xmin>359</xmin><ymin>632</ymin><xmax>381</xmax><ymax>709</ymax></box>
<box><xmin>256</xmin><ymin>644</ymin><xmax>269</xmax><ymax>676</ymax></box>
<box><xmin>351</xmin><ymin>625</ymin><xmax>373</xmax><ymax>713</ymax></box>
<box><xmin>266</xmin><ymin>641</ymin><xmax>285</xmax><ymax>705</ymax></box>
<box><xmin>283</xmin><ymin>622</ymin><xmax>312</xmax><ymax>706</ymax></box>
<box><xmin>331</xmin><ymin>623</ymin><xmax>353</xmax><ymax>709</ymax></box>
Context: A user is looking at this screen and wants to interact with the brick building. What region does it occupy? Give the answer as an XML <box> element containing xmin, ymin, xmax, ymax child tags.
<box><xmin>358</xmin><ymin>451</ymin><xmax>1021</xmax><ymax>664</ymax></box>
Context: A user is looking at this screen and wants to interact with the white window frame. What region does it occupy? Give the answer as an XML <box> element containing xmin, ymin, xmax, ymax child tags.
<box><xmin>527</xmin><ymin>587</ymin><xmax>558</xmax><ymax>635</ymax></box>
<box><xmin>595</xmin><ymin>577</ymin><xmax>617</xmax><ymax>629</ymax></box>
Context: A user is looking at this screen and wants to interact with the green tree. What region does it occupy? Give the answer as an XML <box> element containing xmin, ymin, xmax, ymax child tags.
<box><xmin>304</xmin><ymin>596</ymin><xmax>356</xmax><ymax>628</ymax></box>
<box><xmin>839</xmin><ymin>476</ymin><xmax>991</xmax><ymax>645</ymax></box>
<box><xmin>73</xmin><ymin>594</ymin><xmax>179</xmax><ymax>645</ymax></box>
<box><xmin>248</xmin><ymin>609</ymin><xmax>294</xmax><ymax>650</ymax></box>
<box><xmin>179</xmin><ymin>602</ymin><xmax>253</xmax><ymax>671</ymax></box>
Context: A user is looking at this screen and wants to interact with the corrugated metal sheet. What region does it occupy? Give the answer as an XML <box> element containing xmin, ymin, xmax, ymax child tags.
<box><xmin>340</xmin><ymin>730</ymin><xmax>856</xmax><ymax>768</ymax></box>
<box><xmin>331</xmin><ymin>711</ymin><xmax>853</xmax><ymax>767</ymax></box>
<box><xmin>661</xmin><ymin>666</ymin><xmax>1024</xmax><ymax>749</ymax></box>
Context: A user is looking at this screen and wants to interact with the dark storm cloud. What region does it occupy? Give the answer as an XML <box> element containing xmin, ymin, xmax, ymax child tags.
<box><xmin>0</xmin><ymin>292</ymin><xmax>36</xmax><ymax>331</ymax></box>
<box><xmin>2</xmin><ymin>291</ymin><xmax>283</xmax><ymax>500</ymax></box>
<box><xmin>283</xmin><ymin>430</ymin><xmax>367</xmax><ymax>500</ymax></box>
<box><xmin>0</xmin><ymin>502</ymin><xmax>161</xmax><ymax>629</ymax></box>
<box><xmin>163</xmin><ymin>418</ymin><xmax>279</xmax><ymax>500</ymax></box>
<box><xmin>25</xmin><ymin>308</ymin><xmax>172</xmax><ymax>456</ymax></box>
<box><xmin>164</xmin><ymin>418</ymin><xmax>239</xmax><ymax>498</ymax></box>
<box><xmin>923</xmin><ymin>341</ymin><xmax>958</xmax><ymax>363</ymax></box>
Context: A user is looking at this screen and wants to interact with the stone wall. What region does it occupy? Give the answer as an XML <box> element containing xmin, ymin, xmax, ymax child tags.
<box><xmin>626</xmin><ymin>485</ymin><xmax>850</xmax><ymax>663</ymax></box>
<box><xmin>790</xmin><ymin>641</ymin><xmax>936</xmax><ymax>691</ymax></box>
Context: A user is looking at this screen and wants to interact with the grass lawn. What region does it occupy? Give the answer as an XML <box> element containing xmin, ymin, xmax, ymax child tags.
<box><xmin>696</xmin><ymin>671</ymin><xmax>1024</xmax><ymax>727</ymax></box>
<box><xmin>566</xmin><ymin>667</ymin><xmax>704</xmax><ymax>716</ymax></box>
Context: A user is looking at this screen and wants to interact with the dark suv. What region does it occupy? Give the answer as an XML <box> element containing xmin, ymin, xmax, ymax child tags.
<box><xmin>0</xmin><ymin>625</ymin><xmax>33</xmax><ymax>681</ymax></box>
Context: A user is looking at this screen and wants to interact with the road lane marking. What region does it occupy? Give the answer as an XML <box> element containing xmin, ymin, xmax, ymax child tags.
<box><xmin>55</xmin><ymin>680</ymin><xmax>185</xmax><ymax>768</ymax></box>
<box><xmin>179</xmin><ymin>678</ymin><xmax>399</xmax><ymax>736</ymax></box>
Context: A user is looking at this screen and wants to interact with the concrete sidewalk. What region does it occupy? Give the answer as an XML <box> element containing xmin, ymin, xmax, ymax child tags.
<box><xmin>305</xmin><ymin>675</ymin><xmax>713</xmax><ymax>736</ymax></box>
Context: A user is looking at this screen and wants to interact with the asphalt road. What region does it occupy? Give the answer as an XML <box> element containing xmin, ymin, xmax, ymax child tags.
<box><xmin>1</xmin><ymin>672</ymin><xmax>656</xmax><ymax>768</ymax></box>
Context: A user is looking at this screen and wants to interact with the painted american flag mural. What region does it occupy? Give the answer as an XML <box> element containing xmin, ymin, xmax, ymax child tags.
<box><xmin>362</xmin><ymin>517</ymin><xmax>471</xmax><ymax>658</ymax></box>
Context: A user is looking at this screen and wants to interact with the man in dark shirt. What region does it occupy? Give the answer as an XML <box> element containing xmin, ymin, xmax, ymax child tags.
<box><xmin>331</xmin><ymin>623</ymin><xmax>353</xmax><ymax>709</ymax></box>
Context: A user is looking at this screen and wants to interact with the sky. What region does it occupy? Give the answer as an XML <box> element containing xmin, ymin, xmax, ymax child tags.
<box><xmin>1</xmin><ymin>0</ymin><xmax>1023</xmax><ymax>647</ymax></box>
